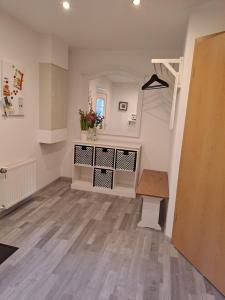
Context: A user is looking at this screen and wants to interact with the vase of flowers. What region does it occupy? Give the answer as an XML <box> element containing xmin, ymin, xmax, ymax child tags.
<box><xmin>78</xmin><ymin>108</ymin><xmax>104</xmax><ymax>141</ymax></box>
<box><xmin>79</xmin><ymin>109</ymin><xmax>88</xmax><ymax>141</ymax></box>
<box><xmin>87</xmin><ymin>125</ymin><xmax>97</xmax><ymax>141</ymax></box>
<box><xmin>86</xmin><ymin>109</ymin><xmax>104</xmax><ymax>141</ymax></box>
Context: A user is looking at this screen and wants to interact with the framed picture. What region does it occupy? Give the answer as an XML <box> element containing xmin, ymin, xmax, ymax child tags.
<box><xmin>1</xmin><ymin>61</ymin><xmax>25</xmax><ymax>117</ymax></box>
<box><xmin>118</xmin><ymin>101</ymin><xmax>128</xmax><ymax>111</ymax></box>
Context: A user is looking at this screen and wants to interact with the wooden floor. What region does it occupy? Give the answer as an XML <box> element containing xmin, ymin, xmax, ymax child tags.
<box><xmin>0</xmin><ymin>179</ymin><xmax>224</xmax><ymax>300</ymax></box>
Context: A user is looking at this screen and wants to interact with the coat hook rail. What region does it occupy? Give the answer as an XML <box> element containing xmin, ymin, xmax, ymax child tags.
<box><xmin>151</xmin><ymin>57</ymin><xmax>183</xmax><ymax>129</ymax></box>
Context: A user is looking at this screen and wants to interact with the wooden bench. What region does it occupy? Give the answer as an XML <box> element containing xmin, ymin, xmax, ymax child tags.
<box><xmin>136</xmin><ymin>169</ymin><xmax>169</xmax><ymax>230</ymax></box>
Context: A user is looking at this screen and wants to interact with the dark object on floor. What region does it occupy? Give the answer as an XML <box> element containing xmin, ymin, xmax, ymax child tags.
<box><xmin>0</xmin><ymin>243</ymin><xmax>18</xmax><ymax>265</ymax></box>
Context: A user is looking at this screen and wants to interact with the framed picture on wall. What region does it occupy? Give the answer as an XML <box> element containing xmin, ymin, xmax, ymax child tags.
<box><xmin>118</xmin><ymin>101</ymin><xmax>128</xmax><ymax>111</ymax></box>
<box><xmin>0</xmin><ymin>60</ymin><xmax>25</xmax><ymax>117</ymax></box>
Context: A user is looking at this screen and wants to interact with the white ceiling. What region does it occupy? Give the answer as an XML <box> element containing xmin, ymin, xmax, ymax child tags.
<box><xmin>0</xmin><ymin>0</ymin><xmax>207</xmax><ymax>51</ymax></box>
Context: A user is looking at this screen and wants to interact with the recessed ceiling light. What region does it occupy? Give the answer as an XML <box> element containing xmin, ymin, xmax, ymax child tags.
<box><xmin>62</xmin><ymin>1</ymin><xmax>71</xmax><ymax>10</ymax></box>
<box><xmin>133</xmin><ymin>0</ymin><xmax>141</xmax><ymax>6</ymax></box>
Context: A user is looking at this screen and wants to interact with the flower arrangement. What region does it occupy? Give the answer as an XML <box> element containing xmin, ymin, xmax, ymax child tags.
<box><xmin>79</xmin><ymin>95</ymin><xmax>104</xmax><ymax>141</ymax></box>
<box><xmin>87</xmin><ymin>110</ymin><xmax>104</xmax><ymax>129</ymax></box>
<box><xmin>79</xmin><ymin>109</ymin><xmax>104</xmax><ymax>130</ymax></box>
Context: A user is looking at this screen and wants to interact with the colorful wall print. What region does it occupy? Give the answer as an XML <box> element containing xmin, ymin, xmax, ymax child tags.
<box><xmin>1</xmin><ymin>61</ymin><xmax>25</xmax><ymax>117</ymax></box>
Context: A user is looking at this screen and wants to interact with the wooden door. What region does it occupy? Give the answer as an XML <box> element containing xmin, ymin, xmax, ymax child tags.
<box><xmin>172</xmin><ymin>32</ymin><xmax>225</xmax><ymax>295</ymax></box>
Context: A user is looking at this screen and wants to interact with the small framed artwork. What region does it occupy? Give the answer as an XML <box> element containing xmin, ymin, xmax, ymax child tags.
<box><xmin>1</xmin><ymin>60</ymin><xmax>25</xmax><ymax>117</ymax></box>
<box><xmin>118</xmin><ymin>101</ymin><xmax>128</xmax><ymax>111</ymax></box>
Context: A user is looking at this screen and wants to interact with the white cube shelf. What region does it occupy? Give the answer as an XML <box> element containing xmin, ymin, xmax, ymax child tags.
<box><xmin>71</xmin><ymin>140</ymin><xmax>141</xmax><ymax>198</ymax></box>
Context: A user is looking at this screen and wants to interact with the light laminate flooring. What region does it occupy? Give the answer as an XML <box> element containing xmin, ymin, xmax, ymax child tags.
<box><xmin>0</xmin><ymin>179</ymin><xmax>224</xmax><ymax>300</ymax></box>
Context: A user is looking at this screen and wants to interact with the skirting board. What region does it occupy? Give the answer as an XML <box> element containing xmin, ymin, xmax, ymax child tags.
<box><xmin>38</xmin><ymin>128</ymin><xmax>67</xmax><ymax>144</ymax></box>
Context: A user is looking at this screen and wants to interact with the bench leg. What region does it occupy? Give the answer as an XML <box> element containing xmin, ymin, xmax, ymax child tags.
<box><xmin>138</xmin><ymin>196</ymin><xmax>162</xmax><ymax>230</ymax></box>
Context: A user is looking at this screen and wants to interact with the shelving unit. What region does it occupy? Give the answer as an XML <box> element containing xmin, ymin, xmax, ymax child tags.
<box><xmin>71</xmin><ymin>140</ymin><xmax>141</xmax><ymax>198</ymax></box>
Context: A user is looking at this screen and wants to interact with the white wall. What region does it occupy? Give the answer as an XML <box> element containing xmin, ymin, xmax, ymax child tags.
<box><xmin>110</xmin><ymin>82</ymin><xmax>138</xmax><ymax>132</ymax></box>
<box><xmin>165</xmin><ymin>0</ymin><xmax>225</xmax><ymax>237</ymax></box>
<box><xmin>0</xmin><ymin>11</ymin><xmax>67</xmax><ymax>190</ymax></box>
<box><xmin>61</xmin><ymin>49</ymin><xmax>180</xmax><ymax>178</ymax></box>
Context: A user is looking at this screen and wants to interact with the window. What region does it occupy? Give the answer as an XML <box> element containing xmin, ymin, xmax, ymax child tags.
<box><xmin>95</xmin><ymin>92</ymin><xmax>107</xmax><ymax>120</ymax></box>
<box><xmin>96</xmin><ymin>97</ymin><xmax>105</xmax><ymax>117</ymax></box>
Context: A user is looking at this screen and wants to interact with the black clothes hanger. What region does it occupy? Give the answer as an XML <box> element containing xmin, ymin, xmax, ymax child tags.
<box><xmin>141</xmin><ymin>74</ymin><xmax>169</xmax><ymax>90</ymax></box>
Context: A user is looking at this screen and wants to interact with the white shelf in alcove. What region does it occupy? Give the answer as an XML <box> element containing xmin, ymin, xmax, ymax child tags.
<box><xmin>114</xmin><ymin>169</ymin><xmax>136</xmax><ymax>196</ymax></box>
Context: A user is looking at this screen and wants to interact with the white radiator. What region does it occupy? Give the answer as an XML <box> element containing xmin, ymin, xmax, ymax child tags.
<box><xmin>0</xmin><ymin>159</ymin><xmax>36</xmax><ymax>210</ymax></box>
